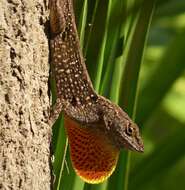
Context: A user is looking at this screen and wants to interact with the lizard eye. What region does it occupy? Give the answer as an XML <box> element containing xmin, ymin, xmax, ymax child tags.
<box><xmin>125</xmin><ymin>123</ymin><xmax>133</xmax><ymax>136</ymax></box>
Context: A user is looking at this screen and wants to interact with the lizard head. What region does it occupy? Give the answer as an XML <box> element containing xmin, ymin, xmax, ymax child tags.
<box><xmin>99</xmin><ymin>97</ymin><xmax>144</xmax><ymax>153</ymax></box>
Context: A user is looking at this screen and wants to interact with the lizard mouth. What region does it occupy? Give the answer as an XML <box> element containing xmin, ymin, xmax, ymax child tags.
<box><xmin>64</xmin><ymin>116</ymin><xmax>119</xmax><ymax>184</ymax></box>
<box><xmin>126</xmin><ymin>142</ymin><xmax>144</xmax><ymax>152</ymax></box>
<box><xmin>113</xmin><ymin>133</ymin><xmax>144</xmax><ymax>153</ymax></box>
<box><xmin>121</xmin><ymin>138</ymin><xmax>144</xmax><ymax>153</ymax></box>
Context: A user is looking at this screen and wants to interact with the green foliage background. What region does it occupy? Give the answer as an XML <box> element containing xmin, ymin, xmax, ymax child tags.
<box><xmin>52</xmin><ymin>0</ymin><xmax>185</xmax><ymax>189</ymax></box>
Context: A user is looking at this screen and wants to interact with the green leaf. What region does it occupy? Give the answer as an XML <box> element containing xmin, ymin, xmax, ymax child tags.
<box><xmin>100</xmin><ymin>1</ymin><xmax>126</xmax><ymax>98</ymax></box>
<box><xmin>136</xmin><ymin>27</ymin><xmax>185</xmax><ymax>126</ymax></box>
<box><xmin>85</xmin><ymin>0</ymin><xmax>108</xmax><ymax>83</ymax></box>
<box><xmin>84</xmin><ymin>0</ymin><xmax>100</xmax><ymax>56</ymax></box>
<box><xmin>156</xmin><ymin>0</ymin><xmax>185</xmax><ymax>18</ymax></box>
<box><xmin>108</xmin><ymin>1</ymin><xmax>156</xmax><ymax>190</ymax></box>
<box><xmin>78</xmin><ymin>0</ymin><xmax>88</xmax><ymax>48</ymax></box>
<box><xmin>94</xmin><ymin>0</ymin><xmax>112</xmax><ymax>92</ymax></box>
<box><xmin>130</xmin><ymin>124</ymin><xmax>185</xmax><ymax>190</ymax></box>
<box><xmin>52</xmin><ymin>117</ymin><xmax>68</xmax><ymax>190</ymax></box>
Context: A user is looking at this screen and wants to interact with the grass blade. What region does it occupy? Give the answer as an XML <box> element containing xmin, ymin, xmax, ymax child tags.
<box><xmin>56</xmin><ymin>138</ymin><xmax>68</xmax><ymax>190</ymax></box>
<box><xmin>94</xmin><ymin>0</ymin><xmax>112</xmax><ymax>92</ymax></box>
<box><xmin>78</xmin><ymin>0</ymin><xmax>88</xmax><ymax>48</ymax></box>
<box><xmin>52</xmin><ymin>117</ymin><xmax>68</xmax><ymax>190</ymax></box>
<box><xmin>100</xmin><ymin>0</ymin><xmax>126</xmax><ymax>98</ymax></box>
<box><xmin>84</xmin><ymin>0</ymin><xmax>100</xmax><ymax>56</ymax></box>
<box><xmin>136</xmin><ymin>27</ymin><xmax>185</xmax><ymax>126</ymax></box>
<box><xmin>119</xmin><ymin>0</ymin><xmax>156</xmax><ymax>113</ymax></box>
<box><xmin>130</xmin><ymin>124</ymin><xmax>185</xmax><ymax>190</ymax></box>
<box><xmin>107</xmin><ymin>1</ymin><xmax>156</xmax><ymax>190</ymax></box>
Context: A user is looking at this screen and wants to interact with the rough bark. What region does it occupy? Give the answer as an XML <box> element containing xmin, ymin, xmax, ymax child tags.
<box><xmin>0</xmin><ymin>0</ymin><xmax>51</xmax><ymax>189</ymax></box>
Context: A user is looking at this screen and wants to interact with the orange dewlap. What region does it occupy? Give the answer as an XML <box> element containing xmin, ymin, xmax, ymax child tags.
<box><xmin>64</xmin><ymin>116</ymin><xmax>119</xmax><ymax>184</ymax></box>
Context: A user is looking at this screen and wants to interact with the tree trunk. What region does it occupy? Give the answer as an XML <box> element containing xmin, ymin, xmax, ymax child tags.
<box><xmin>0</xmin><ymin>0</ymin><xmax>51</xmax><ymax>189</ymax></box>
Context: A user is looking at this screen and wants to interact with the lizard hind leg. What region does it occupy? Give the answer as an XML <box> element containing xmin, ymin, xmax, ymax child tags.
<box><xmin>64</xmin><ymin>116</ymin><xmax>119</xmax><ymax>184</ymax></box>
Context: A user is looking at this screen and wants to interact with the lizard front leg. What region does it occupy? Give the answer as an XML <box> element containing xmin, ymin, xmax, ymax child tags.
<box><xmin>49</xmin><ymin>97</ymin><xmax>101</xmax><ymax>126</ymax></box>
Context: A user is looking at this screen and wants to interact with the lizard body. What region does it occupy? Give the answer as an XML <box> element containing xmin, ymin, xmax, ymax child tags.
<box><xmin>49</xmin><ymin>0</ymin><xmax>144</xmax><ymax>183</ymax></box>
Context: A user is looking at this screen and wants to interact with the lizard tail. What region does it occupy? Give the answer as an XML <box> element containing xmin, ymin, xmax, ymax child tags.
<box><xmin>64</xmin><ymin>116</ymin><xmax>119</xmax><ymax>184</ymax></box>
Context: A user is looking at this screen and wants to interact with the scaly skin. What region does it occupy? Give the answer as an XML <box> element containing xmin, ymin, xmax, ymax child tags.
<box><xmin>64</xmin><ymin>115</ymin><xmax>119</xmax><ymax>184</ymax></box>
<box><xmin>49</xmin><ymin>0</ymin><xmax>144</xmax><ymax>183</ymax></box>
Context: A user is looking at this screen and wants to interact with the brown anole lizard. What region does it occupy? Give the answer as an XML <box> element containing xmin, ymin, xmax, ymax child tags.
<box><xmin>49</xmin><ymin>0</ymin><xmax>144</xmax><ymax>184</ymax></box>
